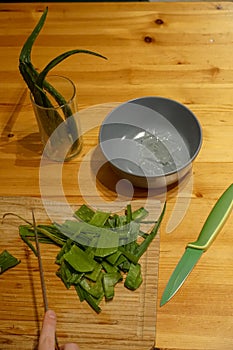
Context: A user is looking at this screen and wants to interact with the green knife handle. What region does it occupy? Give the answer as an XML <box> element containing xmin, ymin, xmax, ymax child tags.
<box><xmin>187</xmin><ymin>184</ymin><xmax>233</xmax><ymax>251</ymax></box>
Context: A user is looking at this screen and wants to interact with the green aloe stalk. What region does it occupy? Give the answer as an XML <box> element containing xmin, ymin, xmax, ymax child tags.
<box><xmin>19</xmin><ymin>7</ymin><xmax>107</xmax><ymax>140</ymax></box>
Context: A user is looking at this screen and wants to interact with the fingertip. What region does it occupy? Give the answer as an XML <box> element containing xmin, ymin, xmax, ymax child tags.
<box><xmin>60</xmin><ymin>344</ymin><xmax>80</xmax><ymax>350</ymax></box>
<box><xmin>46</xmin><ymin>309</ymin><xmax>56</xmax><ymax>320</ymax></box>
<box><xmin>39</xmin><ymin>310</ymin><xmax>57</xmax><ymax>350</ymax></box>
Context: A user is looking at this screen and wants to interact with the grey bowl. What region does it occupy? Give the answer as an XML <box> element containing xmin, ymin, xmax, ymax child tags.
<box><xmin>99</xmin><ymin>96</ymin><xmax>202</xmax><ymax>188</ymax></box>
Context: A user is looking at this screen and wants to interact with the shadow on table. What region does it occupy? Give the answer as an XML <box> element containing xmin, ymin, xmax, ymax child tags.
<box><xmin>90</xmin><ymin>142</ymin><xmax>190</xmax><ymax>200</ymax></box>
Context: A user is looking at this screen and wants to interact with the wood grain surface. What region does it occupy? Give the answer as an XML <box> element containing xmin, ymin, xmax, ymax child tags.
<box><xmin>0</xmin><ymin>2</ymin><xmax>233</xmax><ymax>350</ymax></box>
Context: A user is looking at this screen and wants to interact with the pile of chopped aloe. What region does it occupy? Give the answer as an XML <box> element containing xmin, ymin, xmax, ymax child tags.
<box><xmin>16</xmin><ymin>203</ymin><xmax>165</xmax><ymax>313</ymax></box>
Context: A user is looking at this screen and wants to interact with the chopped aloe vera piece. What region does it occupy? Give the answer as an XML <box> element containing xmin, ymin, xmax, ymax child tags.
<box><xmin>103</xmin><ymin>272</ymin><xmax>123</xmax><ymax>300</ymax></box>
<box><xmin>19</xmin><ymin>225</ymin><xmax>38</xmax><ymax>256</ymax></box>
<box><xmin>118</xmin><ymin>247</ymin><xmax>138</xmax><ymax>264</ymax></box>
<box><xmin>0</xmin><ymin>250</ymin><xmax>20</xmax><ymax>274</ymax></box>
<box><xmin>82</xmin><ymin>289</ymin><xmax>102</xmax><ymax>314</ymax></box>
<box><xmin>126</xmin><ymin>204</ymin><xmax>132</xmax><ymax>223</ymax></box>
<box><xmin>135</xmin><ymin>203</ymin><xmax>166</xmax><ymax>259</ymax></box>
<box><xmin>56</xmin><ymin>260</ymin><xmax>73</xmax><ymax>289</ymax></box>
<box><xmin>115</xmin><ymin>254</ymin><xmax>127</xmax><ymax>267</ymax></box>
<box><xmin>79</xmin><ymin>273</ymin><xmax>104</xmax><ymax>299</ymax></box>
<box><xmin>74</xmin><ymin>204</ymin><xmax>95</xmax><ymax>222</ymax></box>
<box><xmin>89</xmin><ymin>210</ymin><xmax>110</xmax><ymax>227</ymax></box>
<box><xmin>124</xmin><ymin>263</ymin><xmax>142</xmax><ymax>290</ymax></box>
<box><xmin>64</xmin><ymin>245</ymin><xmax>97</xmax><ymax>273</ymax></box>
<box><xmin>56</xmin><ymin>220</ymin><xmax>119</xmax><ymax>248</ymax></box>
<box><xmin>106</xmin><ymin>250</ymin><xmax>122</xmax><ymax>265</ymax></box>
<box><xmin>132</xmin><ymin>207</ymin><xmax>149</xmax><ymax>222</ymax></box>
<box><xmin>85</xmin><ymin>263</ymin><xmax>102</xmax><ymax>282</ymax></box>
<box><xmin>94</xmin><ymin>229</ymin><xmax>119</xmax><ymax>257</ymax></box>
<box><xmin>69</xmin><ymin>272</ymin><xmax>84</xmax><ymax>285</ymax></box>
<box><xmin>75</xmin><ymin>284</ymin><xmax>85</xmax><ymax>302</ymax></box>
<box><xmin>118</xmin><ymin>259</ymin><xmax>131</xmax><ymax>272</ymax></box>
<box><xmin>102</xmin><ymin>260</ymin><xmax>119</xmax><ymax>274</ymax></box>
<box><xmin>56</xmin><ymin>239</ymin><xmax>73</xmax><ymax>264</ymax></box>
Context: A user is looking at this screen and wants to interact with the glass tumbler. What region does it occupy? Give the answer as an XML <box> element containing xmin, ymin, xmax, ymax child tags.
<box><xmin>31</xmin><ymin>75</ymin><xmax>82</xmax><ymax>162</ymax></box>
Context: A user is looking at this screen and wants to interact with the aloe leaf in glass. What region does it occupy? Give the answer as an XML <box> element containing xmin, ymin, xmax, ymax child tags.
<box><xmin>19</xmin><ymin>7</ymin><xmax>107</xmax><ymax>160</ymax></box>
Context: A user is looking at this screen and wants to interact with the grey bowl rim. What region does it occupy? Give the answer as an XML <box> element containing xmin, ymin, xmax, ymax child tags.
<box><xmin>99</xmin><ymin>96</ymin><xmax>203</xmax><ymax>179</ymax></box>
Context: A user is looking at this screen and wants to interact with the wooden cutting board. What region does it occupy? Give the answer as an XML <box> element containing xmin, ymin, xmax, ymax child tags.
<box><xmin>0</xmin><ymin>196</ymin><xmax>160</xmax><ymax>350</ymax></box>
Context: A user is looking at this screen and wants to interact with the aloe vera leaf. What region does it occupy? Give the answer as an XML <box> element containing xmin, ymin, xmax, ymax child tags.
<box><xmin>81</xmin><ymin>289</ymin><xmax>102</xmax><ymax>313</ymax></box>
<box><xmin>32</xmin><ymin>87</ymin><xmax>67</xmax><ymax>138</ymax></box>
<box><xmin>116</xmin><ymin>214</ymin><xmax>128</xmax><ymax>227</ymax></box>
<box><xmin>67</xmin><ymin>270</ymin><xmax>84</xmax><ymax>285</ymax></box>
<box><xmin>56</xmin><ymin>260</ymin><xmax>73</xmax><ymax>289</ymax></box>
<box><xmin>75</xmin><ymin>284</ymin><xmax>85</xmax><ymax>302</ymax></box>
<box><xmin>94</xmin><ymin>229</ymin><xmax>119</xmax><ymax>258</ymax></box>
<box><xmin>106</xmin><ymin>215</ymin><xmax>118</xmax><ymax>228</ymax></box>
<box><xmin>106</xmin><ymin>250</ymin><xmax>122</xmax><ymax>265</ymax></box>
<box><xmin>20</xmin><ymin>234</ymin><xmax>38</xmax><ymax>256</ymax></box>
<box><xmin>85</xmin><ymin>263</ymin><xmax>102</xmax><ymax>282</ymax></box>
<box><xmin>19</xmin><ymin>224</ymin><xmax>65</xmax><ymax>257</ymax></box>
<box><xmin>38</xmin><ymin>224</ymin><xmax>67</xmax><ymax>240</ymax></box>
<box><xmin>118</xmin><ymin>247</ymin><xmax>138</xmax><ymax>265</ymax></box>
<box><xmin>18</xmin><ymin>7</ymin><xmax>70</xmax><ymax>129</ymax></box>
<box><xmin>74</xmin><ymin>204</ymin><xmax>95</xmax><ymax>222</ymax></box>
<box><xmin>19</xmin><ymin>225</ymin><xmax>38</xmax><ymax>256</ymax></box>
<box><xmin>57</xmin><ymin>249</ymin><xmax>84</xmax><ymax>287</ymax></box>
<box><xmin>35</xmin><ymin>49</ymin><xmax>106</xmax><ymax>130</ymax></box>
<box><xmin>102</xmin><ymin>260</ymin><xmax>119</xmax><ymax>274</ymax></box>
<box><xmin>20</xmin><ymin>224</ymin><xmax>64</xmax><ymax>243</ymax></box>
<box><xmin>132</xmin><ymin>207</ymin><xmax>149</xmax><ymax>222</ymax></box>
<box><xmin>135</xmin><ymin>202</ymin><xmax>166</xmax><ymax>259</ymax></box>
<box><xmin>18</xmin><ymin>7</ymin><xmax>57</xmax><ymax>112</ymax></box>
<box><xmin>126</xmin><ymin>204</ymin><xmax>132</xmax><ymax>223</ymax></box>
<box><xmin>64</xmin><ymin>244</ymin><xmax>97</xmax><ymax>273</ymax></box>
<box><xmin>89</xmin><ymin>210</ymin><xmax>110</xmax><ymax>227</ymax></box>
<box><xmin>79</xmin><ymin>273</ymin><xmax>104</xmax><ymax>299</ymax></box>
<box><xmin>0</xmin><ymin>250</ymin><xmax>20</xmax><ymax>274</ymax></box>
<box><xmin>121</xmin><ymin>221</ymin><xmax>140</xmax><ymax>244</ymax></box>
<box><xmin>19</xmin><ymin>62</ymin><xmax>38</xmax><ymax>94</ymax></box>
<box><xmin>19</xmin><ymin>61</ymin><xmax>62</xmax><ymax>115</ymax></box>
<box><xmin>124</xmin><ymin>263</ymin><xmax>142</xmax><ymax>291</ymax></box>
<box><xmin>21</xmin><ymin>64</ymin><xmax>65</xmax><ymax>130</ymax></box>
<box><xmin>115</xmin><ymin>254</ymin><xmax>127</xmax><ymax>266</ymax></box>
<box><xmin>102</xmin><ymin>272</ymin><xmax>123</xmax><ymax>300</ymax></box>
<box><xmin>37</xmin><ymin>49</ymin><xmax>107</xmax><ymax>88</ymax></box>
<box><xmin>102</xmin><ymin>279</ymin><xmax>113</xmax><ymax>300</ymax></box>
<box><xmin>2</xmin><ymin>212</ymin><xmax>32</xmax><ymax>225</ymax></box>
<box><xmin>124</xmin><ymin>240</ymin><xmax>139</xmax><ymax>255</ymax></box>
<box><xmin>56</xmin><ymin>220</ymin><xmax>119</xmax><ymax>248</ymax></box>
<box><xmin>116</xmin><ymin>255</ymin><xmax>129</xmax><ymax>271</ymax></box>
<box><xmin>20</xmin><ymin>62</ymin><xmax>65</xmax><ymax>136</ymax></box>
<box><xmin>56</xmin><ymin>239</ymin><xmax>73</xmax><ymax>264</ymax></box>
<box><xmin>20</xmin><ymin>62</ymin><xmax>65</xmax><ymax>128</ymax></box>
<box><xmin>94</xmin><ymin>246</ymin><xmax>118</xmax><ymax>258</ymax></box>
<box><xmin>35</xmin><ymin>226</ymin><xmax>65</xmax><ymax>246</ymax></box>
<box><xmin>19</xmin><ymin>7</ymin><xmax>48</xmax><ymax>64</ymax></box>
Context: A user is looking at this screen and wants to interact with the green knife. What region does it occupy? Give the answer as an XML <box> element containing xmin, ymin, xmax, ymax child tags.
<box><xmin>160</xmin><ymin>183</ymin><xmax>233</xmax><ymax>307</ymax></box>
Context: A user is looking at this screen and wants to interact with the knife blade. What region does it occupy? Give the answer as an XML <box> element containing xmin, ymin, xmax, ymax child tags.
<box><xmin>32</xmin><ymin>209</ymin><xmax>60</xmax><ymax>350</ymax></box>
<box><xmin>160</xmin><ymin>183</ymin><xmax>233</xmax><ymax>307</ymax></box>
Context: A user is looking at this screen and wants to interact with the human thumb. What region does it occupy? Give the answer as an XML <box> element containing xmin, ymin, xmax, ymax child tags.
<box><xmin>38</xmin><ymin>309</ymin><xmax>57</xmax><ymax>350</ymax></box>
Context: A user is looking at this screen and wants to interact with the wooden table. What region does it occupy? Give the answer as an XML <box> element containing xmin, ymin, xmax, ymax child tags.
<box><xmin>0</xmin><ymin>2</ymin><xmax>233</xmax><ymax>350</ymax></box>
